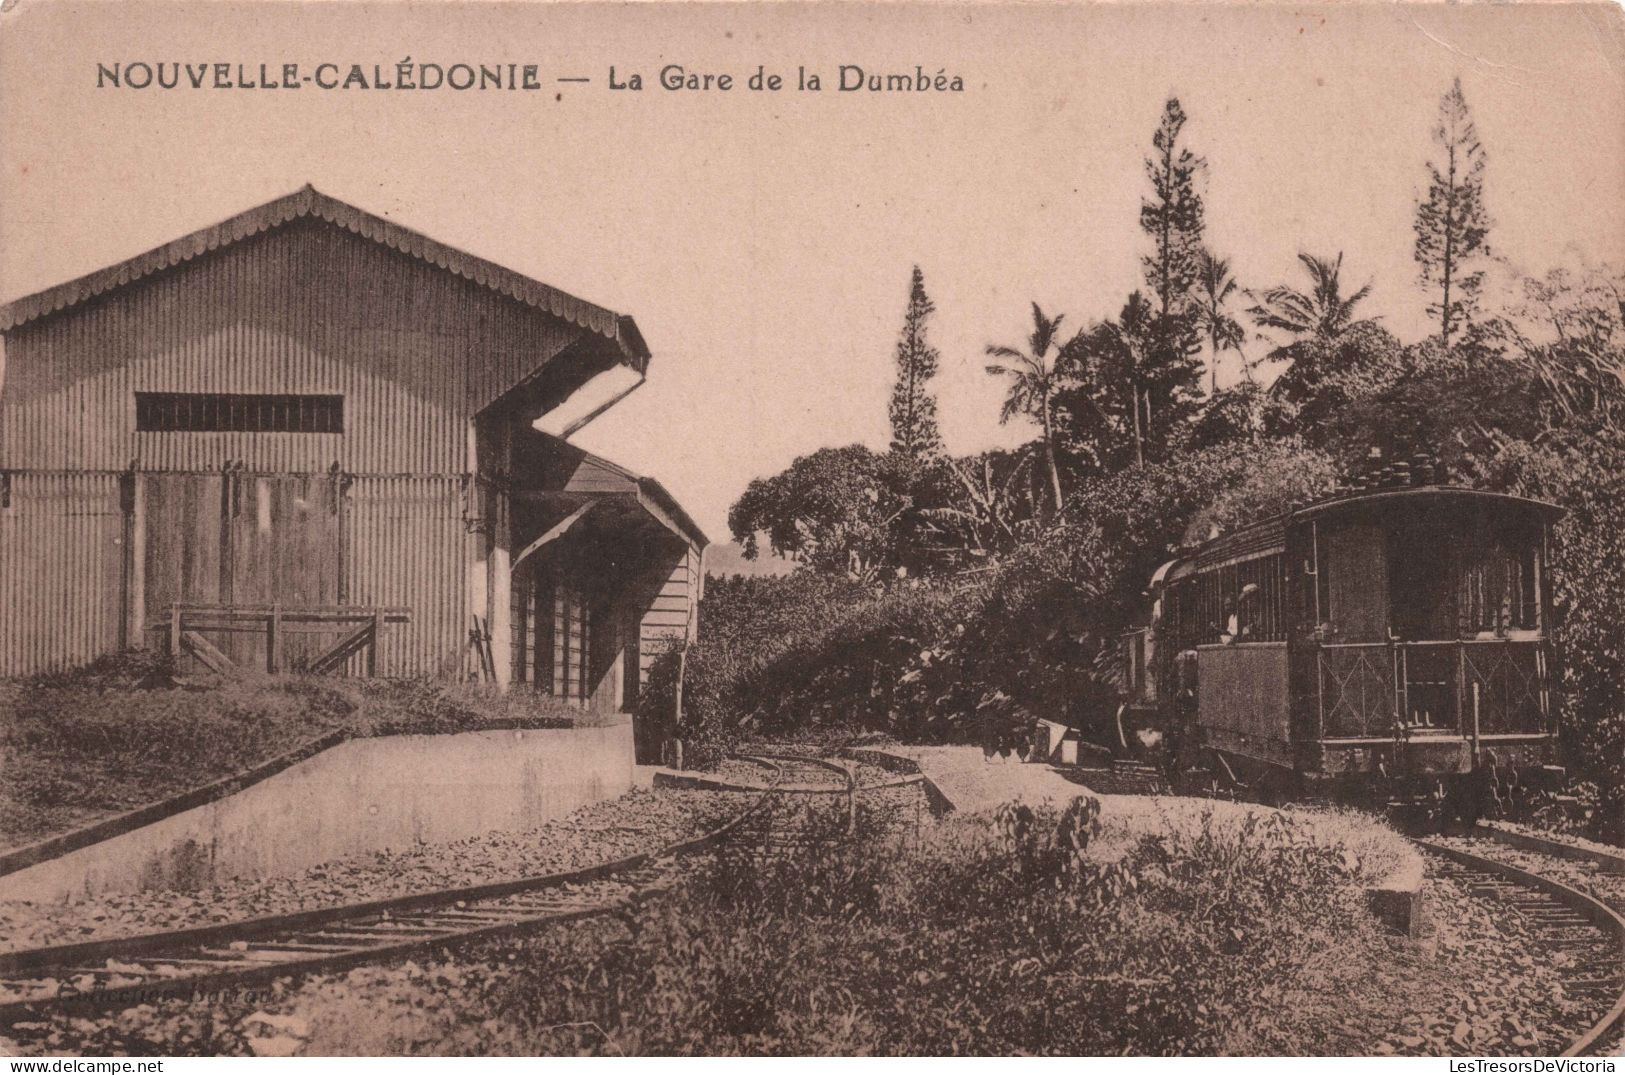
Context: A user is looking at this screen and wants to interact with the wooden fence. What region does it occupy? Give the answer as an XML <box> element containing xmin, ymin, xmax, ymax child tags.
<box><xmin>151</xmin><ymin>604</ymin><xmax>409</xmax><ymax>676</ymax></box>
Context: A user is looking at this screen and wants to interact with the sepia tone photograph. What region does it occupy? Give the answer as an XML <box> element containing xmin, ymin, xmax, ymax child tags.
<box><xmin>0</xmin><ymin>0</ymin><xmax>1622</xmax><ymax>1060</ymax></box>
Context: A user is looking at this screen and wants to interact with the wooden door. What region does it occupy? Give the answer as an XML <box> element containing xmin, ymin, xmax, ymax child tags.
<box><xmin>227</xmin><ymin>475</ymin><xmax>342</xmax><ymax>667</ymax></box>
<box><xmin>141</xmin><ymin>473</ymin><xmax>342</xmax><ymax>671</ymax></box>
<box><xmin>1325</xmin><ymin>524</ymin><xmax>1390</xmax><ymax>643</ymax></box>
<box><xmin>142</xmin><ymin>474</ymin><xmax>225</xmax><ymax>669</ymax></box>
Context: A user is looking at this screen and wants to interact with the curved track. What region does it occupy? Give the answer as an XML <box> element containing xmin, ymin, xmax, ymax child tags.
<box><xmin>736</xmin><ymin>751</ymin><xmax>858</xmax><ymax>848</ymax></box>
<box><xmin>1412</xmin><ymin>838</ymin><xmax>1625</xmax><ymax>1056</ymax></box>
<box><xmin>1079</xmin><ymin>754</ymin><xmax>1625</xmax><ymax>1055</ymax></box>
<box><xmin>0</xmin><ymin>764</ymin><xmax>783</xmax><ymax>1022</ymax></box>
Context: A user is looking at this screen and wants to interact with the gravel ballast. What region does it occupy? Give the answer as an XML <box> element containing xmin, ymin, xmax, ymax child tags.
<box><xmin>0</xmin><ymin>787</ymin><xmax>751</xmax><ymax>953</ymax></box>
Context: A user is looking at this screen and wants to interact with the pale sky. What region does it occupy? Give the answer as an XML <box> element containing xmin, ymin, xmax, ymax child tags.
<box><xmin>2</xmin><ymin>1</ymin><xmax>1622</xmax><ymax>541</ymax></box>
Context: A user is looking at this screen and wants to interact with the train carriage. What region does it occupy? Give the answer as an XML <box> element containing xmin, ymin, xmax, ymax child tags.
<box><xmin>1119</xmin><ymin>457</ymin><xmax>1563</xmax><ymax>819</ymax></box>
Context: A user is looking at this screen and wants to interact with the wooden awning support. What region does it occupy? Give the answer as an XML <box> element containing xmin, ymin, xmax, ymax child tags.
<box><xmin>511</xmin><ymin>500</ymin><xmax>598</xmax><ymax>572</ymax></box>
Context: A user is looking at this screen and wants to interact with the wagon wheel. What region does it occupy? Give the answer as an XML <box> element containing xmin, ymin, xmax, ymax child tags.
<box><xmin>1441</xmin><ymin>776</ymin><xmax>1485</xmax><ymax>833</ymax></box>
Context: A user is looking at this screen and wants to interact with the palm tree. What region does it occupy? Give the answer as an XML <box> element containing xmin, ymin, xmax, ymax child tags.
<box><xmin>1248</xmin><ymin>252</ymin><xmax>1380</xmax><ymax>404</ymax></box>
<box><xmin>1249</xmin><ymin>251</ymin><xmax>1375</xmax><ymax>344</ymax></box>
<box><xmin>986</xmin><ymin>303</ymin><xmax>1069</xmax><ymax>514</ymax></box>
<box><xmin>1194</xmin><ymin>250</ymin><xmax>1246</xmax><ymax>396</ymax></box>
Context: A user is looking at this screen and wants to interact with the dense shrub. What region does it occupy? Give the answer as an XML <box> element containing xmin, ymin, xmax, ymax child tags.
<box><xmin>1474</xmin><ymin>431</ymin><xmax>1625</xmax><ymax>842</ymax></box>
<box><xmin>656</xmin><ymin>442</ymin><xmax>1339</xmax><ymax>763</ymax></box>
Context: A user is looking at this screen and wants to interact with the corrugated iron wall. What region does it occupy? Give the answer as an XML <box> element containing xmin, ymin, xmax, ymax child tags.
<box><xmin>0</xmin><ymin>473</ymin><xmax>126</xmax><ymax>676</ymax></box>
<box><xmin>0</xmin><ymin>219</ymin><xmax>580</xmax><ymax>474</ymax></box>
<box><xmin>0</xmin><ymin>472</ymin><xmax>471</xmax><ymax>678</ymax></box>
<box><xmin>0</xmin><ymin>215</ymin><xmax>676</xmax><ymax>681</ymax></box>
<box><xmin>342</xmin><ymin>476</ymin><xmax>469</xmax><ymax>677</ymax></box>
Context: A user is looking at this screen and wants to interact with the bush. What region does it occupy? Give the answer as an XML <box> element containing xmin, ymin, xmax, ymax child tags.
<box><xmin>464</xmin><ymin>796</ymin><xmax>1379</xmax><ymax>1055</ymax></box>
<box><xmin>1476</xmin><ymin>430</ymin><xmax>1625</xmax><ymax>843</ymax></box>
<box><xmin>656</xmin><ymin>442</ymin><xmax>1340</xmax><ymax>763</ymax></box>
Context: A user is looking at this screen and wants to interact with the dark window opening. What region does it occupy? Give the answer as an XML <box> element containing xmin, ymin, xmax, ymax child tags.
<box><xmin>1457</xmin><ymin>538</ymin><xmax>1540</xmax><ymax>635</ymax></box>
<box><xmin>135</xmin><ymin>393</ymin><xmax>343</xmax><ymax>434</ymax></box>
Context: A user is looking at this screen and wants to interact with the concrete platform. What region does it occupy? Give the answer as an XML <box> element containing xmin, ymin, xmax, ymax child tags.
<box><xmin>852</xmin><ymin>744</ymin><xmax>1425</xmax><ymax>936</ymax></box>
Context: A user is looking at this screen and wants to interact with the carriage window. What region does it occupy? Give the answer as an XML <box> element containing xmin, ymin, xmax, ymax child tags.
<box><xmin>1389</xmin><ymin>520</ymin><xmax>1454</xmax><ymax>641</ymax></box>
<box><xmin>1458</xmin><ymin>539</ymin><xmax>1539</xmax><ymax>635</ymax></box>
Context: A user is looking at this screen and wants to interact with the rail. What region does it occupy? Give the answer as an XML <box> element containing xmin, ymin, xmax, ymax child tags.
<box><xmin>0</xmin><ymin>760</ymin><xmax>781</xmax><ymax>1022</ymax></box>
<box><xmin>1414</xmin><ymin>838</ymin><xmax>1625</xmax><ymax>1057</ymax></box>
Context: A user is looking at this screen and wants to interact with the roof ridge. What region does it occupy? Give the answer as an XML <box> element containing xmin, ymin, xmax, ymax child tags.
<box><xmin>0</xmin><ymin>187</ymin><xmax>644</xmax><ymax>362</ymax></box>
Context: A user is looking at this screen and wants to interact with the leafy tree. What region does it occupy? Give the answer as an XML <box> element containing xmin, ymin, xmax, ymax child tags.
<box><xmin>1505</xmin><ymin>265</ymin><xmax>1625</xmax><ymax>433</ymax></box>
<box><xmin>1248</xmin><ymin>252</ymin><xmax>1386</xmax><ymax>414</ymax></box>
<box><xmin>1478</xmin><ymin>430</ymin><xmax>1625</xmax><ymax>842</ymax></box>
<box><xmin>916</xmin><ymin>449</ymin><xmax>1043</xmax><ymax>564</ymax></box>
<box><xmin>888</xmin><ymin>266</ymin><xmax>945</xmax><ymax>459</ymax></box>
<box><xmin>1415</xmin><ymin>77</ymin><xmax>1492</xmax><ymax>347</ymax></box>
<box><xmin>727</xmin><ymin>445</ymin><xmax>917</xmax><ymax>578</ymax></box>
<box><xmin>1141</xmin><ymin>98</ymin><xmax>1207</xmax><ymax>321</ymax></box>
<box><xmin>986</xmin><ymin>303</ymin><xmax>1071</xmax><ymax>513</ymax></box>
<box><xmin>1187</xmin><ymin>381</ymin><xmax>1263</xmax><ymax>450</ymax></box>
<box><xmin>1059</xmin><ymin>293</ymin><xmax>1155</xmax><ymax>468</ymax></box>
<box><xmin>1250</xmin><ymin>252</ymin><xmax>1377</xmax><ymax>351</ymax></box>
<box><xmin>1315</xmin><ymin>266</ymin><xmax>1624</xmax><ymax>473</ymax></box>
<box><xmin>1193</xmin><ymin>250</ymin><xmax>1247</xmax><ymax>396</ymax></box>
<box><xmin>1056</xmin><ymin>291</ymin><xmax>1203</xmax><ymax>468</ymax></box>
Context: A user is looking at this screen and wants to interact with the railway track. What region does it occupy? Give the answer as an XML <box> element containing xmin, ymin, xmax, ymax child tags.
<box><xmin>0</xmin><ymin>762</ymin><xmax>789</xmax><ymax>1023</ymax></box>
<box><xmin>735</xmin><ymin>752</ymin><xmax>858</xmax><ymax>853</ymax></box>
<box><xmin>1413</xmin><ymin>838</ymin><xmax>1625</xmax><ymax>1057</ymax></box>
<box><xmin>1079</xmin><ymin>753</ymin><xmax>1625</xmax><ymax>1056</ymax></box>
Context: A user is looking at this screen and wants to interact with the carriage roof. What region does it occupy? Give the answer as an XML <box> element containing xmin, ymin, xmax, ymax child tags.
<box><xmin>1157</xmin><ymin>484</ymin><xmax>1562</xmax><ymax>588</ymax></box>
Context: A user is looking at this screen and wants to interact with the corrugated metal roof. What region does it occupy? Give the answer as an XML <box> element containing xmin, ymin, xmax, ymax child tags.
<box><xmin>1194</xmin><ymin>515</ymin><xmax>1287</xmax><ymax>570</ymax></box>
<box><xmin>0</xmin><ymin>185</ymin><xmax>652</xmax><ymax>369</ymax></box>
<box><xmin>514</xmin><ymin>428</ymin><xmax>709</xmax><ymax>550</ymax></box>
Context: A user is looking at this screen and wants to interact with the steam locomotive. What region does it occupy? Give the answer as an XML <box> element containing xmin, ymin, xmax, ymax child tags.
<box><xmin>1116</xmin><ymin>456</ymin><xmax>1564</xmax><ymax>823</ymax></box>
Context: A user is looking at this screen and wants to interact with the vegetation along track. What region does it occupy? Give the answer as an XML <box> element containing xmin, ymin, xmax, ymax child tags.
<box><xmin>1075</xmin><ymin>754</ymin><xmax>1625</xmax><ymax>1054</ymax></box>
<box><xmin>0</xmin><ymin>766</ymin><xmax>785</xmax><ymax>1023</ymax></box>
<box><xmin>1414</xmin><ymin>837</ymin><xmax>1625</xmax><ymax>1057</ymax></box>
<box><xmin>731</xmin><ymin>749</ymin><xmax>925</xmax><ymax>856</ymax></box>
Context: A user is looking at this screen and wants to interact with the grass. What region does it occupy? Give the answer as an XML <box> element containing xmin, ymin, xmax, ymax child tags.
<box><xmin>0</xmin><ymin>651</ymin><xmax>592</xmax><ymax>850</ymax></box>
<box><xmin>288</xmin><ymin>796</ymin><xmax>1417</xmax><ymax>1055</ymax></box>
<box><xmin>3</xmin><ymin>792</ymin><xmax>1580</xmax><ymax>1056</ymax></box>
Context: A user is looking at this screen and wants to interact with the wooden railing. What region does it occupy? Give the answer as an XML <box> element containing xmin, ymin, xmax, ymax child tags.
<box><xmin>1317</xmin><ymin>639</ymin><xmax>1548</xmax><ymax>739</ymax></box>
<box><xmin>149</xmin><ymin>605</ymin><xmax>409</xmax><ymax>676</ymax></box>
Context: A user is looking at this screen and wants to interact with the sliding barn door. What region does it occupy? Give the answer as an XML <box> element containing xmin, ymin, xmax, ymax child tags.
<box><xmin>141</xmin><ymin>473</ymin><xmax>342</xmax><ymax>670</ymax></box>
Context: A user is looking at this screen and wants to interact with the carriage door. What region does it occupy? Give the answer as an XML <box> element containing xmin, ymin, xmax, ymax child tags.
<box><xmin>1317</xmin><ymin>524</ymin><xmax>1395</xmax><ymax>737</ymax></box>
<box><xmin>1324</xmin><ymin>524</ymin><xmax>1389</xmax><ymax>642</ymax></box>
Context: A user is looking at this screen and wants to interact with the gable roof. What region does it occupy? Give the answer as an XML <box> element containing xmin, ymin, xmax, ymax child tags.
<box><xmin>0</xmin><ymin>185</ymin><xmax>651</xmax><ymax>370</ymax></box>
<box><xmin>514</xmin><ymin>427</ymin><xmax>708</xmax><ymax>549</ymax></box>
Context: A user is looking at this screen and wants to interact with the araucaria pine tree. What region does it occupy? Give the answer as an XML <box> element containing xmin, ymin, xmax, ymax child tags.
<box><xmin>1126</xmin><ymin>96</ymin><xmax>1208</xmax><ymax>459</ymax></box>
<box><xmin>1141</xmin><ymin>98</ymin><xmax>1207</xmax><ymax>321</ymax></box>
<box><xmin>888</xmin><ymin>266</ymin><xmax>945</xmax><ymax>458</ymax></box>
<box><xmin>1415</xmin><ymin>77</ymin><xmax>1492</xmax><ymax>347</ymax></box>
